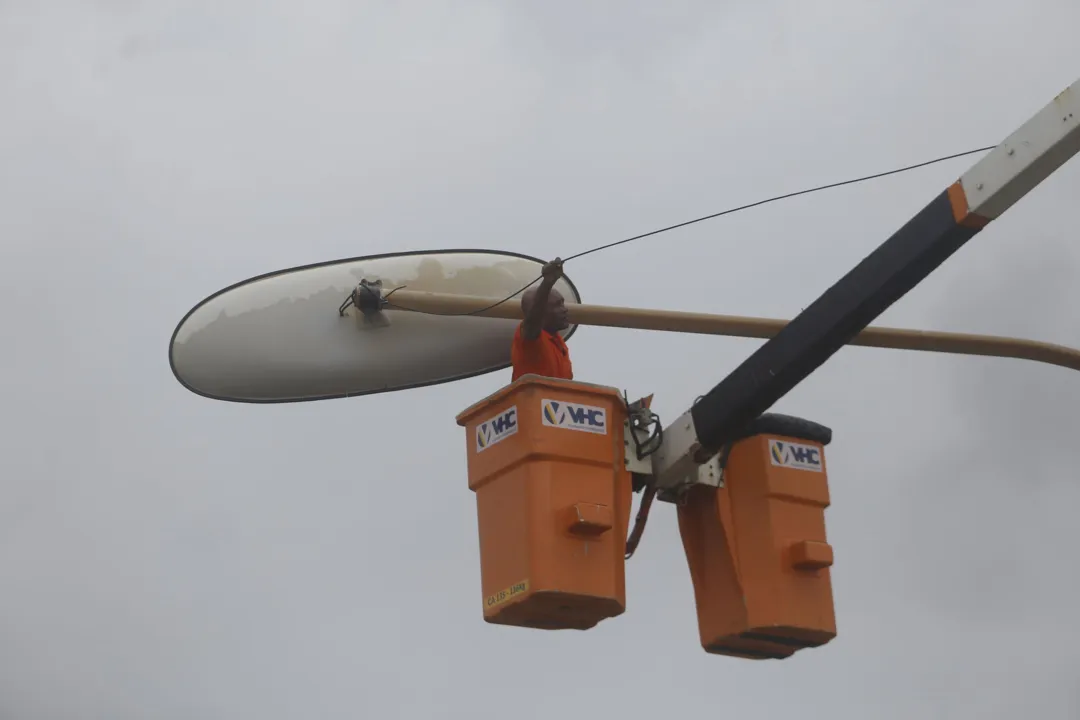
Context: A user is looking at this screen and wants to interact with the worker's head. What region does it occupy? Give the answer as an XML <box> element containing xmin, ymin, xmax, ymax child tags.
<box><xmin>522</xmin><ymin>286</ymin><xmax>569</xmax><ymax>333</ymax></box>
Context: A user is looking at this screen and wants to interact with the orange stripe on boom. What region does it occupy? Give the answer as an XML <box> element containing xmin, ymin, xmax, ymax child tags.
<box><xmin>947</xmin><ymin>181</ymin><xmax>990</xmax><ymax>229</ymax></box>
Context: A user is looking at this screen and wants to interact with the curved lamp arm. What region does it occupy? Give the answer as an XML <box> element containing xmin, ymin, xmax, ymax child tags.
<box><xmin>379</xmin><ymin>288</ymin><xmax>1080</xmax><ymax>374</ymax></box>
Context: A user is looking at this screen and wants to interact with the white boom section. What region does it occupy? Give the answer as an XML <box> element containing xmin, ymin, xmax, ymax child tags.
<box><xmin>957</xmin><ymin>80</ymin><xmax>1079</xmax><ymax>221</ymax></box>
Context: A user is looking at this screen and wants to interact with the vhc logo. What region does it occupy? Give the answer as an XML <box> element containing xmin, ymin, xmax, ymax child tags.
<box><xmin>475</xmin><ymin>406</ymin><xmax>518</xmax><ymax>453</ymax></box>
<box><xmin>540</xmin><ymin>399</ymin><xmax>608</xmax><ymax>435</ymax></box>
<box><xmin>768</xmin><ymin>438</ymin><xmax>823</xmax><ymax>472</ymax></box>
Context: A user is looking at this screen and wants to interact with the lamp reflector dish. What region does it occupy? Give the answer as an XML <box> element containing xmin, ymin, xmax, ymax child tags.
<box><xmin>169</xmin><ymin>250</ymin><xmax>581</xmax><ymax>403</ymax></box>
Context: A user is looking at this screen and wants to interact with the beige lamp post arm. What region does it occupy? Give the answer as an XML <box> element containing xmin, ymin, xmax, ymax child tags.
<box><xmin>379</xmin><ymin>288</ymin><xmax>1080</xmax><ymax>374</ymax></box>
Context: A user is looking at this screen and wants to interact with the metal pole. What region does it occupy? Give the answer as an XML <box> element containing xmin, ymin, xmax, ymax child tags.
<box><xmin>378</xmin><ymin>288</ymin><xmax>1080</xmax><ymax>374</ymax></box>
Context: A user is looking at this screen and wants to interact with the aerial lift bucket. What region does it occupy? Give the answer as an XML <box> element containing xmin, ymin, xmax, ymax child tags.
<box><xmin>455</xmin><ymin>375</ymin><xmax>633</xmax><ymax>630</ymax></box>
<box><xmin>676</xmin><ymin>415</ymin><xmax>837</xmax><ymax>659</ymax></box>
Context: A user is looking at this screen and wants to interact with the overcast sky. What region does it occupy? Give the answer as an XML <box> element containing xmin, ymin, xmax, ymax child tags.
<box><xmin>3</xmin><ymin>1</ymin><xmax>1080</xmax><ymax>718</ymax></box>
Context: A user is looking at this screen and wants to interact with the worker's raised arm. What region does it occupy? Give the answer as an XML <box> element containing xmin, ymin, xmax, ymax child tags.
<box><xmin>521</xmin><ymin>258</ymin><xmax>563</xmax><ymax>340</ymax></box>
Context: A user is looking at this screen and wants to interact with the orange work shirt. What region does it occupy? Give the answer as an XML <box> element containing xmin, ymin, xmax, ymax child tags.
<box><xmin>511</xmin><ymin>323</ymin><xmax>573</xmax><ymax>381</ymax></box>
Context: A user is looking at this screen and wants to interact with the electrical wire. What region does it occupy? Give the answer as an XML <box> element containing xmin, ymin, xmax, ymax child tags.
<box><xmin>562</xmin><ymin>145</ymin><xmax>994</xmax><ymax>263</ymax></box>
<box><xmin>623</xmin><ymin>396</ymin><xmax>666</xmax><ymax>559</ymax></box>
<box><xmin>365</xmin><ymin>144</ymin><xmax>996</xmax><ymax>318</ymax></box>
<box><xmin>624</xmin><ymin>485</ymin><xmax>656</xmax><ymax>560</ymax></box>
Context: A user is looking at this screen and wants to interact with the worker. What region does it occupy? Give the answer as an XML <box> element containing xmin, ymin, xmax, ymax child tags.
<box><xmin>511</xmin><ymin>257</ymin><xmax>572</xmax><ymax>381</ymax></box>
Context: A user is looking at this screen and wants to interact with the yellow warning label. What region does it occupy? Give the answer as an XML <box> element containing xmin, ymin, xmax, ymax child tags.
<box><xmin>484</xmin><ymin>579</ymin><xmax>530</xmax><ymax>610</ymax></box>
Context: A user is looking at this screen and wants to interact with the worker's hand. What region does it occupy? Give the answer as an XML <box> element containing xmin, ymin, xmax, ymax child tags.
<box><xmin>541</xmin><ymin>258</ymin><xmax>564</xmax><ymax>281</ymax></box>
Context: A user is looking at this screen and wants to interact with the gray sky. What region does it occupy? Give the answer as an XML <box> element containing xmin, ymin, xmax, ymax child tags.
<box><xmin>3</xmin><ymin>1</ymin><xmax>1080</xmax><ymax>717</ymax></box>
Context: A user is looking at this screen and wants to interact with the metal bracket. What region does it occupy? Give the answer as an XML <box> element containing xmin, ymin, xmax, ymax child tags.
<box><xmin>697</xmin><ymin>452</ymin><xmax>724</xmax><ymax>489</ymax></box>
<box><xmin>622</xmin><ymin>393</ymin><xmax>662</xmax><ymax>474</ymax></box>
<box><xmin>623</xmin><ymin>418</ymin><xmax>654</xmax><ymax>475</ymax></box>
<box><xmin>650</xmin><ymin>408</ymin><xmax>706</xmax><ymax>491</ymax></box>
<box><xmin>655</xmin><ymin>451</ymin><xmax>723</xmax><ymax>504</ymax></box>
